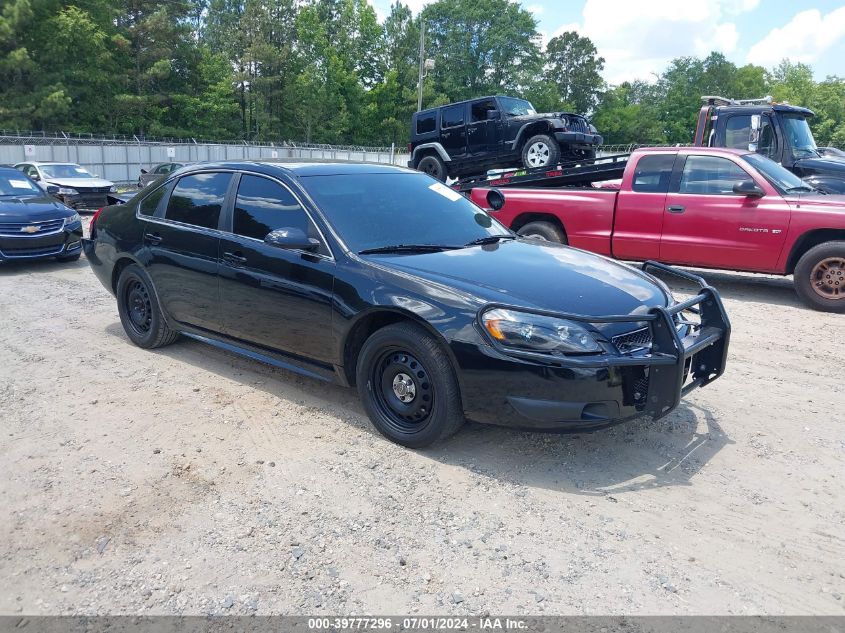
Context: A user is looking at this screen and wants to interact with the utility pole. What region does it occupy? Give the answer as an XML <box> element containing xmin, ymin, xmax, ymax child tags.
<box><xmin>417</xmin><ymin>24</ymin><xmax>426</xmax><ymax>112</ymax></box>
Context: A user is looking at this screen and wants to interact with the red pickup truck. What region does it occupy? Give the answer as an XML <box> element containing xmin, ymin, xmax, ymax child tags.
<box><xmin>470</xmin><ymin>147</ymin><xmax>845</xmax><ymax>312</ymax></box>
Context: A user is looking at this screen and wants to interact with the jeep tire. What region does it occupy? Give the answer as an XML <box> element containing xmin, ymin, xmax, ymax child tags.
<box><xmin>417</xmin><ymin>155</ymin><xmax>447</xmax><ymax>182</ymax></box>
<box><xmin>522</xmin><ymin>134</ymin><xmax>561</xmax><ymax>170</ymax></box>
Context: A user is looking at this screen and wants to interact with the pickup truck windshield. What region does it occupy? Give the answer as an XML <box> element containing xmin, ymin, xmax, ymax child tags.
<box><xmin>301</xmin><ymin>173</ymin><xmax>511</xmax><ymax>253</ymax></box>
<box><xmin>742</xmin><ymin>153</ymin><xmax>809</xmax><ymax>193</ymax></box>
<box><xmin>498</xmin><ymin>97</ymin><xmax>537</xmax><ymax>117</ymax></box>
<box><xmin>782</xmin><ymin>115</ymin><xmax>818</xmax><ymax>159</ymax></box>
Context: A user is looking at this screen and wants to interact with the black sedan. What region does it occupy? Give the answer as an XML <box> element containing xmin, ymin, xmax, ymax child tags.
<box><xmin>0</xmin><ymin>167</ymin><xmax>84</xmax><ymax>263</ymax></box>
<box><xmin>83</xmin><ymin>162</ymin><xmax>730</xmax><ymax>447</ymax></box>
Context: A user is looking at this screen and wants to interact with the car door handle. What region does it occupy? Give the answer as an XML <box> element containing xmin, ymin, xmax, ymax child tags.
<box><xmin>223</xmin><ymin>251</ymin><xmax>247</xmax><ymax>265</ymax></box>
<box><xmin>143</xmin><ymin>232</ymin><xmax>163</xmax><ymax>244</ymax></box>
<box><xmin>667</xmin><ymin>205</ymin><xmax>686</xmax><ymax>214</ymax></box>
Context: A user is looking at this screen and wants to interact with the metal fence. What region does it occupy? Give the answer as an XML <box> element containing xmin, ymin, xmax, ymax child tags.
<box><xmin>0</xmin><ymin>131</ymin><xmax>410</xmax><ymax>185</ymax></box>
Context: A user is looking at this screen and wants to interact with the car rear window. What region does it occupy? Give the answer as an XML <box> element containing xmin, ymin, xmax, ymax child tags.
<box><xmin>416</xmin><ymin>113</ymin><xmax>436</xmax><ymax>135</ymax></box>
<box><xmin>165</xmin><ymin>172</ymin><xmax>231</xmax><ymax>230</ymax></box>
<box><xmin>631</xmin><ymin>155</ymin><xmax>676</xmax><ymax>193</ymax></box>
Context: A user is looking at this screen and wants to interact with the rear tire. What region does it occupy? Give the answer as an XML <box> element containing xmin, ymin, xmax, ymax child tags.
<box><xmin>116</xmin><ymin>264</ymin><xmax>180</xmax><ymax>348</ymax></box>
<box><xmin>521</xmin><ymin>134</ymin><xmax>561</xmax><ymax>169</ymax></box>
<box><xmin>356</xmin><ymin>322</ymin><xmax>464</xmax><ymax>448</ymax></box>
<box><xmin>794</xmin><ymin>241</ymin><xmax>845</xmax><ymax>313</ymax></box>
<box><xmin>517</xmin><ymin>221</ymin><xmax>567</xmax><ymax>244</ymax></box>
<box><xmin>417</xmin><ymin>155</ymin><xmax>447</xmax><ymax>182</ymax></box>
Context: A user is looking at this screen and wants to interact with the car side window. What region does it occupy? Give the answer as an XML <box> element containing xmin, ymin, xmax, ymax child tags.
<box><xmin>139</xmin><ymin>186</ymin><xmax>167</xmax><ymax>216</ymax></box>
<box><xmin>233</xmin><ymin>175</ymin><xmax>328</xmax><ymax>256</ymax></box>
<box><xmin>165</xmin><ymin>172</ymin><xmax>231</xmax><ymax>230</ymax></box>
<box><xmin>470</xmin><ymin>99</ymin><xmax>497</xmax><ymax>122</ymax></box>
<box><xmin>416</xmin><ymin>113</ymin><xmax>436</xmax><ymax>135</ymax></box>
<box><xmin>154</xmin><ymin>164</ymin><xmax>170</xmax><ymax>174</ymax></box>
<box><xmin>631</xmin><ymin>155</ymin><xmax>675</xmax><ymax>193</ymax></box>
<box><xmin>441</xmin><ymin>105</ymin><xmax>465</xmax><ymax>129</ymax></box>
<box><xmin>758</xmin><ymin>116</ymin><xmax>779</xmax><ymax>160</ymax></box>
<box><xmin>725</xmin><ymin>115</ymin><xmax>752</xmax><ymax>149</ymax></box>
<box><xmin>25</xmin><ymin>165</ymin><xmax>39</xmax><ymax>179</ymax></box>
<box><xmin>678</xmin><ymin>156</ymin><xmax>752</xmax><ymax>195</ymax></box>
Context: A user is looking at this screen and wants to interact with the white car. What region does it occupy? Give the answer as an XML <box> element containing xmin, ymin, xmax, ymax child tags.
<box><xmin>15</xmin><ymin>162</ymin><xmax>116</xmax><ymax>211</ymax></box>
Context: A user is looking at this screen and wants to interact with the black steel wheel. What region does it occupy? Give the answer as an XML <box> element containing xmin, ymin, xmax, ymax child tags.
<box><xmin>356</xmin><ymin>322</ymin><xmax>464</xmax><ymax>448</ymax></box>
<box><xmin>116</xmin><ymin>264</ymin><xmax>180</xmax><ymax>348</ymax></box>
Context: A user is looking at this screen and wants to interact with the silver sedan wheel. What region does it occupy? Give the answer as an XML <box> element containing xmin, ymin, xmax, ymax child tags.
<box><xmin>526</xmin><ymin>141</ymin><xmax>551</xmax><ymax>167</ymax></box>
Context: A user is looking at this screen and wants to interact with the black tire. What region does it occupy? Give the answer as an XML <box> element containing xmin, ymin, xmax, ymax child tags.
<box><xmin>116</xmin><ymin>264</ymin><xmax>180</xmax><ymax>348</ymax></box>
<box><xmin>356</xmin><ymin>322</ymin><xmax>464</xmax><ymax>448</ymax></box>
<box><xmin>521</xmin><ymin>134</ymin><xmax>561</xmax><ymax>170</ymax></box>
<box><xmin>56</xmin><ymin>252</ymin><xmax>81</xmax><ymax>262</ymax></box>
<box><xmin>793</xmin><ymin>241</ymin><xmax>845</xmax><ymax>313</ymax></box>
<box><xmin>417</xmin><ymin>154</ymin><xmax>447</xmax><ymax>182</ymax></box>
<box><xmin>517</xmin><ymin>221</ymin><xmax>567</xmax><ymax>244</ymax></box>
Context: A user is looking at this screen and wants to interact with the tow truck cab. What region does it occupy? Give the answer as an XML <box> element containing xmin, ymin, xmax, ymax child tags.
<box><xmin>693</xmin><ymin>95</ymin><xmax>845</xmax><ymax>194</ymax></box>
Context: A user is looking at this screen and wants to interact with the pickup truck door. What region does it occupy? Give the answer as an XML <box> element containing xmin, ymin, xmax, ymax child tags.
<box><xmin>660</xmin><ymin>154</ymin><xmax>789</xmax><ymax>272</ymax></box>
<box><xmin>440</xmin><ymin>104</ymin><xmax>468</xmax><ymax>160</ymax></box>
<box><xmin>611</xmin><ymin>153</ymin><xmax>677</xmax><ymax>260</ymax></box>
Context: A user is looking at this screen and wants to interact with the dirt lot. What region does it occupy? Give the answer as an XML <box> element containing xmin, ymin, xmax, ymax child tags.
<box><xmin>1</xmin><ymin>221</ymin><xmax>843</xmax><ymax>616</ymax></box>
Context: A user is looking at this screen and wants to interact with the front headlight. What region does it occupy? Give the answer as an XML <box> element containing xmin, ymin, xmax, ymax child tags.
<box><xmin>481</xmin><ymin>308</ymin><xmax>601</xmax><ymax>354</ymax></box>
<box><xmin>109</xmin><ymin>185</ymin><xmax>117</xmax><ymax>193</ymax></box>
<box><xmin>57</xmin><ymin>187</ymin><xmax>79</xmax><ymax>196</ymax></box>
<box><xmin>64</xmin><ymin>213</ymin><xmax>81</xmax><ymax>227</ymax></box>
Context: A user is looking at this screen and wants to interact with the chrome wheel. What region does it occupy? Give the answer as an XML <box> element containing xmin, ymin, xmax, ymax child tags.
<box><xmin>526</xmin><ymin>141</ymin><xmax>551</xmax><ymax>167</ymax></box>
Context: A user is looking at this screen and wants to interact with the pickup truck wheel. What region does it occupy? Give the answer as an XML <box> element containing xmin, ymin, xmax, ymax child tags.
<box><xmin>417</xmin><ymin>155</ymin><xmax>446</xmax><ymax>182</ymax></box>
<box><xmin>356</xmin><ymin>322</ymin><xmax>464</xmax><ymax>448</ymax></box>
<box><xmin>517</xmin><ymin>221</ymin><xmax>567</xmax><ymax>244</ymax></box>
<box><xmin>522</xmin><ymin>134</ymin><xmax>561</xmax><ymax>169</ymax></box>
<box><xmin>794</xmin><ymin>241</ymin><xmax>845</xmax><ymax>313</ymax></box>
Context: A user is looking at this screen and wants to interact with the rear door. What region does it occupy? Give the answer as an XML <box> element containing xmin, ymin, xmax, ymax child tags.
<box><xmin>142</xmin><ymin>171</ymin><xmax>233</xmax><ymax>331</ymax></box>
<box><xmin>217</xmin><ymin>173</ymin><xmax>336</xmax><ymax>363</ymax></box>
<box><xmin>467</xmin><ymin>99</ymin><xmax>499</xmax><ymax>158</ymax></box>
<box><xmin>660</xmin><ymin>154</ymin><xmax>789</xmax><ymax>271</ymax></box>
<box><xmin>611</xmin><ymin>153</ymin><xmax>677</xmax><ymax>260</ymax></box>
<box><xmin>440</xmin><ymin>104</ymin><xmax>468</xmax><ymax>160</ymax></box>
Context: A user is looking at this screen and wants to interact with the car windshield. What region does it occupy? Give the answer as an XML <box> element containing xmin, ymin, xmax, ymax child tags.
<box><xmin>41</xmin><ymin>164</ymin><xmax>93</xmax><ymax>178</ymax></box>
<box><xmin>498</xmin><ymin>97</ymin><xmax>537</xmax><ymax>117</ymax></box>
<box><xmin>301</xmin><ymin>172</ymin><xmax>511</xmax><ymax>253</ymax></box>
<box><xmin>782</xmin><ymin>115</ymin><xmax>818</xmax><ymax>159</ymax></box>
<box><xmin>742</xmin><ymin>153</ymin><xmax>810</xmax><ymax>194</ymax></box>
<box><xmin>0</xmin><ymin>171</ymin><xmax>42</xmax><ymax>196</ymax></box>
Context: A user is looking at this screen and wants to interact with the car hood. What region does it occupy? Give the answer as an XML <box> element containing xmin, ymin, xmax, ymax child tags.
<box><xmin>0</xmin><ymin>196</ymin><xmax>76</xmax><ymax>222</ymax></box>
<box><xmin>510</xmin><ymin>111</ymin><xmax>584</xmax><ymax>123</ymax></box>
<box><xmin>44</xmin><ymin>177</ymin><xmax>114</xmax><ymax>188</ymax></box>
<box><xmin>368</xmin><ymin>240</ymin><xmax>668</xmax><ymax>324</ymax></box>
<box><xmin>784</xmin><ymin>191</ymin><xmax>845</xmax><ymax>212</ymax></box>
<box><xmin>794</xmin><ymin>155</ymin><xmax>845</xmax><ymax>176</ymax></box>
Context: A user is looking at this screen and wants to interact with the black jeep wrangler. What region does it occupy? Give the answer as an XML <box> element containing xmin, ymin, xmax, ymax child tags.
<box><xmin>408</xmin><ymin>95</ymin><xmax>602</xmax><ymax>181</ymax></box>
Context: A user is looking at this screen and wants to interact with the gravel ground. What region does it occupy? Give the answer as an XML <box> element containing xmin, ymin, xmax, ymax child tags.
<box><xmin>1</xmin><ymin>219</ymin><xmax>843</xmax><ymax>615</ymax></box>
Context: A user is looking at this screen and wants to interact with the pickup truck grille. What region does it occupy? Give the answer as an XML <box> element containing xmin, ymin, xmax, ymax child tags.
<box><xmin>611</xmin><ymin>327</ymin><xmax>652</xmax><ymax>353</ymax></box>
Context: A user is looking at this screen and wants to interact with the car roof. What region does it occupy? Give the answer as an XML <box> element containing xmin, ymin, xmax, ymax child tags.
<box><xmin>415</xmin><ymin>95</ymin><xmax>525</xmax><ymax>115</ymax></box>
<box><xmin>178</xmin><ymin>160</ymin><xmax>416</xmax><ymax>178</ymax></box>
<box><xmin>17</xmin><ymin>161</ymin><xmax>81</xmax><ymax>166</ymax></box>
<box><xmin>716</xmin><ymin>104</ymin><xmax>814</xmax><ymax>117</ymax></box>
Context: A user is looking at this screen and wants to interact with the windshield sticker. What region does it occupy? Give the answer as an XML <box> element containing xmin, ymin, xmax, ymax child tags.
<box><xmin>9</xmin><ymin>179</ymin><xmax>32</xmax><ymax>189</ymax></box>
<box><xmin>428</xmin><ymin>182</ymin><xmax>463</xmax><ymax>202</ymax></box>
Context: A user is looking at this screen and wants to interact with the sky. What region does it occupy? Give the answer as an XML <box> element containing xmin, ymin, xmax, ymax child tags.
<box><xmin>369</xmin><ymin>0</ymin><xmax>845</xmax><ymax>85</ymax></box>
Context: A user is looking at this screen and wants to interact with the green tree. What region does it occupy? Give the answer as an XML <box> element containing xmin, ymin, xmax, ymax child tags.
<box><xmin>543</xmin><ymin>31</ymin><xmax>605</xmax><ymax>113</ymax></box>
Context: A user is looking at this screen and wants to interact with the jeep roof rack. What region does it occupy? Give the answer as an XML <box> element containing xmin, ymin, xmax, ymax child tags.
<box><xmin>451</xmin><ymin>153</ymin><xmax>631</xmax><ymax>192</ymax></box>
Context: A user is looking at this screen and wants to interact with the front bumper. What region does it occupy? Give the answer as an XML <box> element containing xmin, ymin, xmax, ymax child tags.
<box><xmin>554</xmin><ymin>131</ymin><xmax>603</xmax><ymax>148</ymax></box>
<box><xmin>57</xmin><ymin>192</ymin><xmax>110</xmax><ymax>211</ymax></box>
<box><xmin>0</xmin><ymin>223</ymin><xmax>83</xmax><ymax>261</ymax></box>
<box><xmin>455</xmin><ymin>262</ymin><xmax>730</xmax><ymax>430</ymax></box>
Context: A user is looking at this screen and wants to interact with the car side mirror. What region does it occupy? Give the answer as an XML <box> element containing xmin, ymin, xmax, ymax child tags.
<box><xmin>141</xmin><ymin>169</ymin><xmax>148</xmax><ymax>174</ymax></box>
<box><xmin>486</xmin><ymin>109</ymin><xmax>500</xmax><ymax>121</ymax></box>
<box><xmin>733</xmin><ymin>180</ymin><xmax>764</xmax><ymax>197</ymax></box>
<box><xmin>31</xmin><ymin>174</ymin><xmax>40</xmax><ymax>181</ymax></box>
<box><xmin>486</xmin><ymin>188</ymin><xmax>505</xmax><ymax>211</ymax></box>
<box><xmin>46</xmin><ymin>185</ymin><xmax>60</xmax><ymax>195</ymax></box>
<box><xmin>264</xmin><ymin>227</ymin><xmax>320</xmax><ymax>252</ymax></box>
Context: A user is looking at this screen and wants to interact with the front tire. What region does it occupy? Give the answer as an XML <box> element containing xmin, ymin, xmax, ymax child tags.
<box><xmin>521</xmin><ymin>134</ymin><xmax>561</xmax><ymax>170</ymax></box>
<box><xmin>517</xmin><ymin>221</ymin><xmax>567</xmax><ymax>243</ymax></box>
<box><xmin>794</xmin><ymin>241</ymin><xmax>845</xmax><ymax>313</ymax></box>
<box><xmin>116</xmin><ymin>264</ymin><xmax>180</xmax><ymax>348</ymax></box>
<box><xmin>417</xmin><ymin>155</ymin><xmax>447</xmax><ymax>182</ymax></box>
<box><xmin>356</xmin><ymin>322</ymin><xmax>464</xmax><ymax>448</ymax></box>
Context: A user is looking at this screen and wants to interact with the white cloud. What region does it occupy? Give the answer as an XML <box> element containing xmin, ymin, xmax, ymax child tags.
<box><xmin>747</xmin><ymin>7</ymin><xmax>845</xmax><ymax>67</ymax></box>
<box><xmin>557</xmin><ymin>0</ymin><xmax>756</xmax><ymax>85</ymax></box>
<box><xmin>526</xmin><ymin>4</ymin><xmax>544</xmax><ymax>15</ymax></box>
